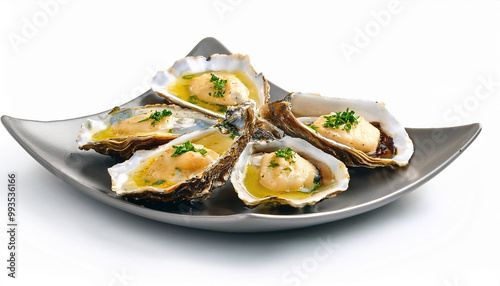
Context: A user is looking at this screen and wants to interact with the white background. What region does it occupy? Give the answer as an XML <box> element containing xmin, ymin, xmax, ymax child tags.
<box><xmin>1</xmin><ymin>0</ymin><xmax>499</xmax><ymax>285</ymax></box>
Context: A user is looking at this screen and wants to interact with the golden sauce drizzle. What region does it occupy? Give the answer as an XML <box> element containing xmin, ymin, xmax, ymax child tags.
<box><xmin>243</xmin><ymin>164</ymin><xmax>322</xmax><ymax>200</ymax></box>
<box><xmin>131</xmin><ymin>158</ymin><xmax>177</xmax><ymax>190</ymax></box>
<box><xmin>129</xmin><ymin>131</ymin><xmax>234</xmax><ymax>189</ymax></box>
<box><xmin>92</xmin><ymin>127</ymin><xmax>117</xmax><ymax>141</ymax></box>
<box><xmin>166</xmin><ymin>71</ymin><xmax>260</xmax><ymax>114</ymax></box>
<box><xmin>191</xmin><ymin>132</ymin><xmax>234</xmax><ymax>156</ymax></box>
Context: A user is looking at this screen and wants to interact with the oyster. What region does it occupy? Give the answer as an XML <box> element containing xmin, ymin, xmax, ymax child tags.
<box><xmin>108</xmin><ymin>104</ymin><xmax>255</xmax><ymax>202</ymax></box>
<box><xmin>77</xmin><ymin>104</ymin><xmax>218</xmax><ymax>159</ymax></box>
<box><xmin>150</xmin><ymin>54</ymin><xmax>270</xmax><ymax>118</ymax></box>
<box><xmin>260</xmin><ymin>92</ymin><xmax>414</xmax><ymax>168</ymax></box>
<box><xmin>231</xmin><ymin>136</ymin><xmax>349</xmax><ymax>208</ymax></box>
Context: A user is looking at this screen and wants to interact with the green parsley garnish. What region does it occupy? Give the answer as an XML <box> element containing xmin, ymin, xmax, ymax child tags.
<box><xmin>188</xmin><ymin>95</ymin><xmax>200</xmax><ymax>104</ymax></box>
<box><xmin>189</xmin><ymin>94</ymin><xmax>227</xmax><ymax>112</ymax></box>
<box><xmin>311</xmin><ymin>176</ymin><xmax>322</xmax><ymax>192</ymax></box>
<box><xmin>188</xmin><ymin>95</ymin><xmax>210</xmax><ymax>105</ymax></box>
<box><xmin>283</xmin><ymin>167</ymin><xmax>292</xmax><ymax>172</ymax></box>
<box><xmin>138</xmin><ymin>109</ymin><xmax>172</xmax><ymax>126</ymax></box>
<box><xmin>275</xmin><ymin>147</ymin><xmax>296</xmax><ymax>162</ymax></box>
<box><xmin>210</xmin><ymin>73</ymin><xmax>227</xmax><ymax>90</ymax></box>
<box><xmin>171</xmin><ymin>141</ymin><xmax>207</xmax><ymax>157</ymax></box>
<box><xmin>209</xmin><ymin>73</ymin><xmax>227</xmax><ymax>98</ymax></box>
<box><xmin>182</xmin><ymin>74</ymin><xmax>194</xmax><ymax>79</ymax></box>
<box><xmin>209</xmin><ymin>90</ymin><xmax>225</xmax><ymax>98</ymax></box>
<box><xmin>322</xmin><ymin>108</ymin><xmax>359</xmax><ymax>132</ymax></box>
<box><xmin>308</xmin><ymin>124</ymin><xmax>319</xmax><ymax>133</ymax></box>
<box><xmin>268</xmin><ymin>148</ymin><xmax>296</xmax><ymax>168</ymax></box>
<box><xmin>310</xmin><ymin>180</ymin><xmax>321</xmax><ymax>192</ymax></box>
<box><xmin>268</xmin><ymin>161</ymin><xmax>279</xmax><ymax>167</ymax></box>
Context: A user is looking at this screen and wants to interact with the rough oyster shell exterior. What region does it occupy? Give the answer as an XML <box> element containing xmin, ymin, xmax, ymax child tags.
<box><xmin>108</xmin><ymin>104</ymin><xmax>256</xmax><ymax>203</ymax></box>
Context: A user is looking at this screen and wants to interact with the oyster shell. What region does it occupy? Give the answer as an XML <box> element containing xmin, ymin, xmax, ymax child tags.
<box><xmin>108</xmin><ymin>104</ymin><xmax>256</xmax><ymax>203</ymax></box>
<box><xmin>231</xmin><ymin>136</ymin><xmax>349</xmax><ymax>208</ymax></box>
<box><xmin>150</xmin><ymin>54</ymin><xmax>270</xmax><ymax>118</ymax></box>
<box><xmin>77</xmin><ymin>104</ymin><xmax>218</xmax><ymax>159</ymax></box>
<box><xmin>260</xmin><ymin>92</ymin><xmax>414</xmax><ymax>168</ymax></box>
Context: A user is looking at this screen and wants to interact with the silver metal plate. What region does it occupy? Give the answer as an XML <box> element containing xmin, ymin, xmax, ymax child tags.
<box><xmin>1</xmin><ymin>37</ymin><xmax>481</xmax><ymax>232</ymax></box>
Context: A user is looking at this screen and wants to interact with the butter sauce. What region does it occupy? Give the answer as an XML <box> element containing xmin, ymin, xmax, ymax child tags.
<box><xmin>167</xmin><ymin>71</ymin><xmax>260</xmax><ymax>114</ymax></box>
<box><xmin>130</xmin><ymin>131</ymin><xmax>234</xmax><ymax>189</ymax></box>
<box><xmin>243</xmin><ymin>164</ymin><xmax>320</xmax><ymax>200</ymax></box>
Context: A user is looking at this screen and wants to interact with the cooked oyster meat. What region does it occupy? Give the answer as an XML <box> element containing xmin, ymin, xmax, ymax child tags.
<box><xmin>231</xmin><ymin>137</ymin><xmax>349</xmax><ymax>208</ymax></box>
<box><xmin>310</xmin><ymin>111</ymin><xmax>381</xmax><ymax>154</ymax></box>
<box><xmin>126</xmin><ymin>140</ymin><xmax>225</xmax><ymax>191</ymax></box>
<box><xmin>189</xmin><ymin>72</ymin><xmax>249</xmax><ymax>106</ymax></box>
<box><xmin>151</xmin><ymin>54</ymin><xmax>270</xmax><ymax>118</ymax></box>
<box><xmin>261</xmin><ymin>92</ymin><xmax>414</xmax><ymax>167</ymax></box>
<box><xmin>93</xmin><ymin>109</ymin><xmax>174</xmax><ymax>141</ymax></box>
<box><xmin>108</xmin><ymin>103</ymin><xmax>256</xmax><ymax>202</ymax></box>
<box><xmin>146</xmin><ymin>142</ymin><xmax>219</xmax><ymax>184</ymax></box>
<box><xmin>77</xmin><ymin>104</ymin><xmax>217</xmax><ymax>158</ymax></box>
<box><xmin>167</xmin><ymin>71</ymin><xmax>258</xmax><ymax>115</ymax></box>
<box><xmin>257</xmin><ymin>148</ymin><xmax>319</xmax><ymax>193</ymax></box>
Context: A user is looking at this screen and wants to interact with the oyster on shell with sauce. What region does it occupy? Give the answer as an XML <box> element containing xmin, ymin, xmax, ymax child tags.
<box><xmin>108</xmin><ymin>103</ymin><xmax>256</xmax><ymax>203</ymax></box>
<box><xmin>77</xmin><ymin>104</ymin><xmax>218</xmax><ymax>159</ymax></box>
<box><xmin>260</xmin><ymin>92</ymin><xmax>414</xmax><ymax>168</ymax></box>
<box><xmin>150</xmin><ymin>54</ymin><xmax>270</xmax><ymax>118</ymax></box>
<box><xmin>231</xmin><ymin>136</ymin><xmax>350</xmax><ymax>208</ymax></box>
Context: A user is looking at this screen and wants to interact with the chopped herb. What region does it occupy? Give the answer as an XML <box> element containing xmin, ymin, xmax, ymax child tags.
<box><xmin>311</xmin><ymin>175</ymin><xmax>322</xmax><ymax>192</ymax></box>
<box><xmin>210</xmin><ymin>73</ymin><xmax>227</xmax><ymax>90</ymax></box>
<box><xmin>268</xmin><ymin>161</ymin><xmax>279</xmax><ymax>167</ymax></box>
<box><xmin>322</xmin><ymin>108</ymin><xmax>359</xmax><ymax>132</ymax></box>
<box><xmin>311</xmin><ymin>180</ymin><xmax>321</xmax><ymax>192</ymax></box>
<box><xmin>153</xmin><ymin>180</ymin><xmax>166</xmax><ymax>186</ymax></box>
<box><xmin>283</xmin><ymin>167</ymin><xmax>292</xmax><ymax>172</ymax></box>
<box><xmin>261</xmin><ymin>175</ymin><xmax>264</xmax><ymax>178</ymax></box>
<box><xmin>209</xmin><ymin>90</ymin><xmax>225</xmax><ymax>98</ymax></box>
<box><xmin>274</xmin><ymin>147</ymin><xmax>296</xmax><ymax>162</ymax></box>
<box><xmin>171</xmin><ymin>141</ymin><xmax>207</xmax><ymax>157</ymax></box>
<box><xmin>308</xmin><ymin>124</ymin><xmax>319</xmax><ymax>133</ymax></box>
<box><xmin>268</xmin><ymin>148</ymin><xmax>296</xmax><ymax>168</ymax></box>
<box><xmin>188</xmin><ymin>95</ymin><xmax>200</xmax><ymax>104</ymax></box>
<box><xmin>175</xmin><ymin>167</ymin><xmax>181</xmax><ymax>172</ymax></box>
<box><xmin>188</xmin><ymin>95</ymin><xmax>209</xmax><ymax>104</ymax></box>
<box><xmin>168</xmin><ymin>129</ymin><xmax>173</xmax><ymax>133</ymax></box>
<box><xmin>207</xmin><ymin>73</ymin><xmax>227</xmax><ymax>98</ymax></box>
<box><xmin>182</xmin><ymin>74</ymin><xmax>194</xmax><ymax>79</ymax></box>
<box><xmin>189</xmin><ymin>94</ymin><xmax>227</xmax><ymax>112</ymax></box>
<box><xmin>218</xmin><ymin>105</ymin><xmax>228</xmax><ymax>113</ymax></box>
<box><xmin>138</xmin><ymin>109</ymin><xmax>173</xmax><ymax>126</ymax></box>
